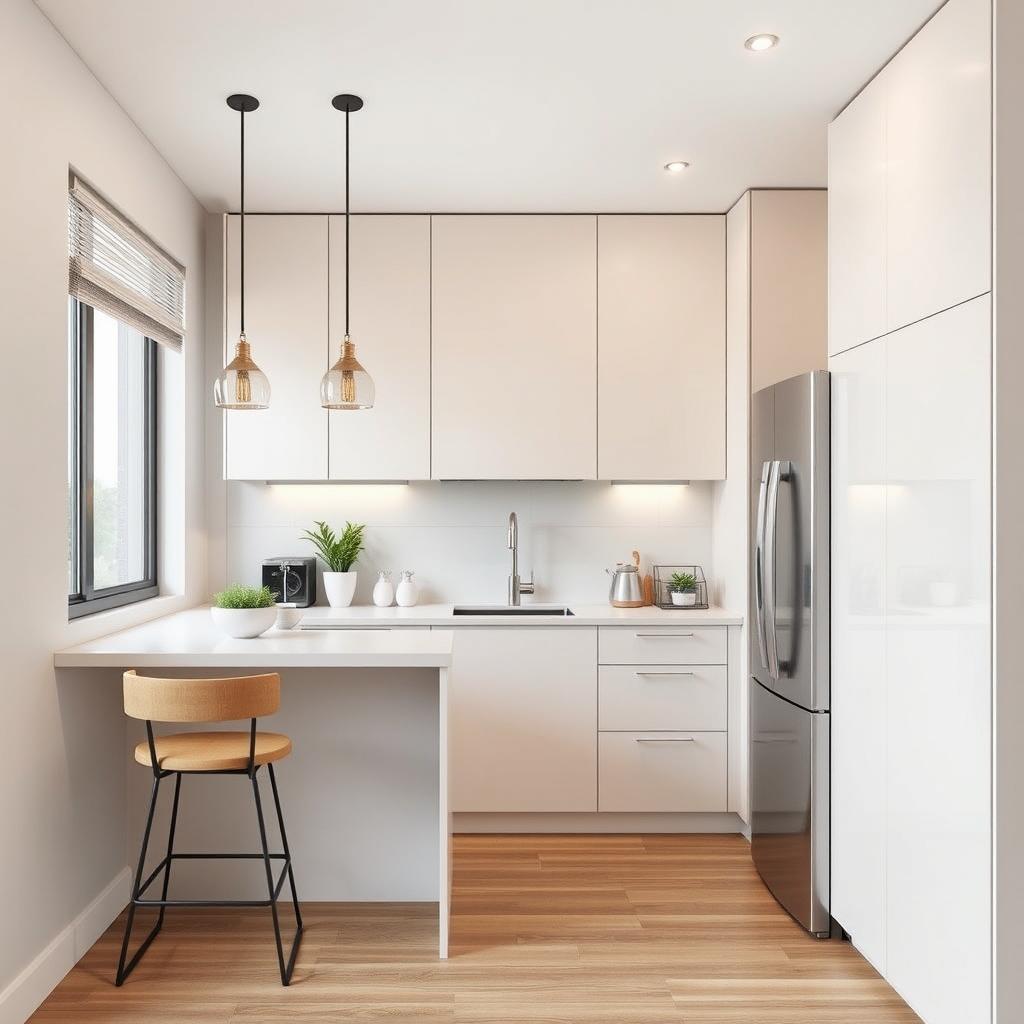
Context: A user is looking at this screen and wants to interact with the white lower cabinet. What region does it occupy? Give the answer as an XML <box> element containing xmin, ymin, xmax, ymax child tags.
<box><xmin>830</xmin><ymin>295</ymin><xmax>991</xmax><ymax>1024</ymax></box>
<box><xmin>598</xmin><ymin>665</ymin><xmax>726</xmax><ymax>732</ymax></box>
<box><xmin>598</xmin><ymin>732</ymin><xmax>727</xmax><ymax>812</ymax></box>
<box><xmin>449</xmin><ymin>628</ymin><xmax>597</xmax><ymax>812</ymax></box>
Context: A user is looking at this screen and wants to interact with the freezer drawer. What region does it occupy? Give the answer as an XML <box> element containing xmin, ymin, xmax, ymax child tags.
<box><xmin>598</xmin><ymin>625</ymin><xmax>727</xmax><ymax>665</ymax></box>
<box><xmin>598</xmin><ymin>665</ymin><xmax>727</xmax><ymax>731</ymax></box>
<box><xmin>749</xmin><ymin>677</ymin><xmax>830</xmax><ymax>935</ymax></box>
<box><xmin>598</xmin><ymin>731</ymin><xmax>727</xmax><ymax>812</ymax></box>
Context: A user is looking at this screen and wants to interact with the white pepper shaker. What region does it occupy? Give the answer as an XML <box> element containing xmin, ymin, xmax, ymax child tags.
<box><xmin>372</xmin><ymin>570</ymin><xmax>394</xmax><ymax>607</ymax></box>
<box><xmin>395</xmin><ymin>570</ymin><xmax>418</xmax><ymax>607</ymax></box>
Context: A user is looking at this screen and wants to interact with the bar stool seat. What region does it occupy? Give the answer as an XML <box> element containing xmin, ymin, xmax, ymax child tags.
<box><xmin>134</xmin><ymin>731</ymin><xmax>293</xmax><ymax>772</ymax></box>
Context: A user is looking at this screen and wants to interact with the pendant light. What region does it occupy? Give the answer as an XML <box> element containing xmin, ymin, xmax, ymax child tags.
<box><xmin>321</xmin><ymin>94</ymin><xmax>375</xmax><ymax>410</ymax></box>
<box><xmin>215</xmin><ymin>94</ymin><xmax>271</xmax><ymax>410</ymax></box>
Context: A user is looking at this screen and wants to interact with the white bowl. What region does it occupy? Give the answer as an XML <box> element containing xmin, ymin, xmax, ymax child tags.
<box><xmin>211</xmin><ymin>605</ymin><xmax>278</xmax><ymax>639</ymax></box>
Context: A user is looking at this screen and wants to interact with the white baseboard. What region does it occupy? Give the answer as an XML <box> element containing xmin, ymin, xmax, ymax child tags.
<box><xmin>0</xmin><ymin>867</ymin><xmax>130</xmax><ymax>1024</ymax></box>
<box><xmin>453</xmin><ymin>811</ymin><xmax>747</xmax><ymax>833</ymax></box>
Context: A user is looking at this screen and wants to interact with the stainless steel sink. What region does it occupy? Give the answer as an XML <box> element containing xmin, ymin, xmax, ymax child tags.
<box><xmin>452</xmin><ymin>605</ymin><xmax>574</xmax><ymax>617</ymax></box>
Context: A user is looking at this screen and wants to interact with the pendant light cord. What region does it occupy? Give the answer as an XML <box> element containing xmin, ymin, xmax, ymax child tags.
<box><xmin>240</xmin><ymin>106</ymin><xmax>246</xmax><ymax>336</ymax></box>
<box><xmin>345</xmin><ymin>106</ymin><xmax>350</xmax><ymax>337</ymax></box>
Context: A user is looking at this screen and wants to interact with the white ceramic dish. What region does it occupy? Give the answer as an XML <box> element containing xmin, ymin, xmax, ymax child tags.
<box><xmin>211</xmin><ymin>605</ymin><xmax>278</xmax><ymax>639</ymax></box>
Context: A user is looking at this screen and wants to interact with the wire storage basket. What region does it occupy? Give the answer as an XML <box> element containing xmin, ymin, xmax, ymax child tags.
<box><xmin>653</xmin><ymin>565</ymin><xmax>709</xmax><ymax>610</ymax></box>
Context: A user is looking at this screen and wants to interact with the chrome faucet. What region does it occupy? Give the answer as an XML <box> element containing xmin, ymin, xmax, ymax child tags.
<box><xmin>507</xmin><ymin>512</ymin><xmax>534</xmax><ymax>606</ymax></box>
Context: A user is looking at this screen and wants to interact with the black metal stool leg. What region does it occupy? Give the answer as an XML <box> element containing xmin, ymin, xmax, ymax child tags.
<box><xmin>156</xmin><ymin>773</ymin><xmax>182</xmax><ymax>929</ymax></box>
<box><xmin>116</xmin><ymin>774</ymin><xmax>162</xmax><ymax>986</ymax></box>
<box><xmin>268</xmin><ymin>763</ymin><xmax>303</xmax><ymax>931</ymax></box>
<box><xmin>251</xmin><ymin>767</ymin><xmax>300</xmax><ymax>985</ymax></box>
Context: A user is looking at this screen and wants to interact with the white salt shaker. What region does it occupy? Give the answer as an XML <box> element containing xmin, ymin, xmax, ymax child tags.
<box><xmin>372</xmin><ymin>570</ymin><xmax>394</xmax><ymax>608</ymax></box>
<box><xmin>395</xmin><ymin>570</ymin><xmax>419</xmax><ymax>607</ymax></box>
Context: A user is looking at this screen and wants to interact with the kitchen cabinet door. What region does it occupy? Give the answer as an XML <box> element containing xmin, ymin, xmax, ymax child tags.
<box><xmin>328</xmin><ymin>216</ymin><xmax>430</xmax><ymax>480</ymax></box>
<box><xmin>885</xmin><ymin>0</ymin><xmax>990</xmax><ymax>334</ymax></box>
<box><xmin>597</xmin><ymin>215</ymin><xmax>725</xmax><ymax>480</ymax></box>
<box><xmin>829</xmin><ymin>339</ymin><xmax>887</xmax><ymax>971</ymax></box>
<box><xmin>828</xmin><ymin>79</ymin><xmax>887</xmax><ymax>357</ymax></box>
<box><xmin>224</xmin><ymin>215</ymin><xmax>329</xmax><ymax>480</ymax></box>
<box><xmin>883</xmin><ymin>296</ymin><xmax>991</xmax><ymax>1024</ymax></box>
<box><xmin>431</xmin><ymin>216</ymin><xmax>597</xmax><ymax>480</ymax></box>
<box><xmin>450</xmin><ymin>628</ymin><xmax>597</xmax><ymax>812</ymax></box>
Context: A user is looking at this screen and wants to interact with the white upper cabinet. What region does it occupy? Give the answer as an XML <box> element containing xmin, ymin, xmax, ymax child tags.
<box><xmin>224</xmin><ymin>215</ymin><xmax>328</xmax><ymax>480</ymax></box>
<box><xmin>828</xmin><ymin>81</ymin><xmax>887</xmax><ymax>357</ymax></box>
<box><xmin>430</xmin><ymin>216</ymin><xmax>597</xmax><ymax>480</ymax></box>
<box><xmin>328</xmin><ymin>216</ymin><xmax>430</xmax><ymax>480</ymax></box>
<box><xmin>828</xmin><ymin>0</ymin><xmax>990</xmax><ymax>357</ymax></box>
<box><xmin>885</xmin><ymin>0</ymin><xmax>991</xmax><ymax>334</ymax></box>
<box><xmin>597</xmin><ymin>216</ymin><xmax>725</xmax><ymax>480</ymax></box>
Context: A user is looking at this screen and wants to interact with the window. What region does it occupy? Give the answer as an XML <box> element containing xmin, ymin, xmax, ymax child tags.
<box><xmin>68</xmin><ymin>298</ymin><xmax>157</xmax><ymax>616</ymax></box>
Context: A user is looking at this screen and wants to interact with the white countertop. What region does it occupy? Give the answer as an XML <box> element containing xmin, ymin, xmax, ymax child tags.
<box><xmin>299</xmin><ymin>603</ymin><xmax>743</xmax><ymax>628</ymax></box>
<box><xmin>54</xmin><ymin>607</ymin><xmax>454</xmax><ymax>669</ymax></box>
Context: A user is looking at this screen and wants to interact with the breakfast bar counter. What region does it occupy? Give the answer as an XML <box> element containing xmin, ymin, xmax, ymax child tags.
<box><xmin>55</xmin><ymin>607</ymin><xmax>453</xmax><ymax>958</ymax></box>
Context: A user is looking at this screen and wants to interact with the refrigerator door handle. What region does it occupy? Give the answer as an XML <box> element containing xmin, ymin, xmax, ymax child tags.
<box><xmin>754</xmin><ymin>461</ymin><xmax>771</xmax><ymax>672</ymax></box>
<box><xmin>763</xmin><ymin>459</ymin><xmax>787</xmax><ymax>679</ymax></box>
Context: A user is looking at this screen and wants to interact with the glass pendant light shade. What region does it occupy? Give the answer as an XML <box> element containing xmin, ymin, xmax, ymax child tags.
<box><xmin>321</xmin><ymin>336</ymin><xmax>374</xmax><ymax>409</ymax></box>
<box><xmin>215</xmin><ymin>334</ymin><xmax>271</xmax><ymax>409</ymax></box>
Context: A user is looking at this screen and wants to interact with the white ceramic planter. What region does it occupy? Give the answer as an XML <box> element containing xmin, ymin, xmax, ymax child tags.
<box><xmin>323</xmin><ymin>571</ymin><xmax>358</xmax><ymax>607</ymax></box>
<box><xmin>210</xmin><ymin>605</ymin><xmax>278</xmax><ymax>639</ymax></box>
<box><xmin>671</xmin><ymin>590</ymin><xmax>697</xmax><ymax>607</ymax></box>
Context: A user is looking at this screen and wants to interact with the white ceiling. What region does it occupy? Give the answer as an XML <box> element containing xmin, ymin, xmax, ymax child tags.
<box><xmin>36</xmin><ymin>0</ymin><xmax>940</xmax><ymax>213</ymax></box>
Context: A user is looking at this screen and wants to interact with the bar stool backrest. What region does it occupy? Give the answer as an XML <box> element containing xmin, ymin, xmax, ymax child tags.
<box><xmin>123</xmin><ymin>670</ymin><xmax>281</xmax><ymax>723</ymax></box>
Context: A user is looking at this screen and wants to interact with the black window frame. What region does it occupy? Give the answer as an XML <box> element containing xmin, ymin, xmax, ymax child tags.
<box><xmin>68</xmin><ymin>299</ymin><xmax>158</xmax><ymax>618</ymax></box>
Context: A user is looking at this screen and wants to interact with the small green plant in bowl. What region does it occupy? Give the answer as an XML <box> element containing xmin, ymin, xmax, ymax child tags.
<box><xmin>301</xmin><ymin>520</ymin><xmax>367</xmax><ymax>607</ymax></box>
<box><xmin>211</xmin><ymin>583</ymin><xmax>278</xmax><ymax>637</ymax></box>
<box><xmin>214</xmin><ymin>583</ymin><xmax>276</xmax><ymax>609</ymax></box>
<box><xmin>669</xmin><ymin>571</ymin><xmax>698</xmax><ymax>607</ymax></box>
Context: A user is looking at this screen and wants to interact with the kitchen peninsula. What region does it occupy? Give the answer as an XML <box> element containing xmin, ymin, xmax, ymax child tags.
<box><xmin>55</xmin><ymin>609</ymin><xmax>454</xmax><ymax>958</ymax></box>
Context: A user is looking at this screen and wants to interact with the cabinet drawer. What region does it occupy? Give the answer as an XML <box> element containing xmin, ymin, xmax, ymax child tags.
<box><xmin>598</xmin><ymin>732</ymin><xmax>727</xmax><ymax>812</ymax></box>
<box><xmin>599</xmin><ymin>665</ymin><xmax>726</xmax><ymax>732</ymax></box>
<box><xmin>598</xmin><ymin>625</ymin><xmax>726</xmax><ymax>665</ymax></box>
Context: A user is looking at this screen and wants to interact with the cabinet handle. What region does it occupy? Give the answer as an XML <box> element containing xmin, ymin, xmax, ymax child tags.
<box><xmin>635</xmin><ymin>737</ymin><xmax>695</xmax><ymax>743</ymax></box>
<box><xmin>633</xmin><ymin>632</ymin><xmax>695</xmax><ymax>638</ymax></box>
<box><xmin>634</xmin><ymin>671</ymin><xmax>695</xmax><ymax>677</ymax></box>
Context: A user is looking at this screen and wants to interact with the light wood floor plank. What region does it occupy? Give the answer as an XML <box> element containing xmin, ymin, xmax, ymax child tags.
<box><xmin>29</xmin><ymin>834</ymin><xmax>919</xmax><ymax>1024</ymax></box>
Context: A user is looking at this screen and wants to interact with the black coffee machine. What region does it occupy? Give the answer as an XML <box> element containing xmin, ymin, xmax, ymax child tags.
<box><xmin>262</xmin><ymin>557</ymin><xmax>317</xmax><ymax>607</ymax></box>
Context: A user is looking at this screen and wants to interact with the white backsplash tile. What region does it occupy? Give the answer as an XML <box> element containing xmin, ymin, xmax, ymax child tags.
<box><xmin>223</xmin><ymin>481</ymin><xmax>715</xmax><ymax>606</ymax></box>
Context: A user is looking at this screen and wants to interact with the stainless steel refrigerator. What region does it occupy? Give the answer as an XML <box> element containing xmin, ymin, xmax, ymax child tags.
<box><xmin>749</xmin><ymin>370</ymin><xmax>830</xmax><ymax>937</ymax></box>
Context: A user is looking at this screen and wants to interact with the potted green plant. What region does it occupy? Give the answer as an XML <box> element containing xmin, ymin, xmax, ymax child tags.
<box><xmin>669</xmin><ymin>571</ymin><xmax>698</xmax><ymax>608</ymax></box>
<box><xmin>301</xmin><ymin>520</ymin><xmax>366</xmax><ymax>607</ymax></box>
<box><xmin>211</xmin><ymin>583</ymin><xmax>278</xmax><ymax>638</ymax></box>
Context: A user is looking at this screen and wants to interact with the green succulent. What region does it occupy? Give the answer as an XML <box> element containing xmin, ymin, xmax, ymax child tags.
<box><xmin>301</xmin><ymin>520</ymin><xmax>366</xmax><ymax>573</ymax></box>
<box><xmin>669</xmin><ymin>571</ymin><xmax>698</xmax><ymax>593</ymax></box>
<box><xmin>214</xmin><ymin>583</ymin><xmax>276</xmax><ymax>609</ymax></box>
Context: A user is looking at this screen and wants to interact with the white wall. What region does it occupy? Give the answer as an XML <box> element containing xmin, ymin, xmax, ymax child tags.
<box><xmin>220</xmin><ymin>480</ymin><xmax>714</xmax><ymax>606</ymax></box>
<box><xmin>0</xmin><ymin>0</ymin><xmax>207</xmax><ymax>1016</ymax></box>
<box><xmin>993</xmin><ymin>0</ymin><xmax>1024</xmax><ymax>1018</ymax></box>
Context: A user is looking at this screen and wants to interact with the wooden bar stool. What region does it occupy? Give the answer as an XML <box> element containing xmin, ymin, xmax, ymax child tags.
<box><xmin>116</xmin><ymin>670</ymin><xmax>303</xmax><ymax>986</ymax></box>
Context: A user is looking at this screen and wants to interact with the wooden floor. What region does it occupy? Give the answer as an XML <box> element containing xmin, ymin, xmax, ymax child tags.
<box><xmin>32</xmin><ymin>834</ymin><xmax>919</xmax><ymax>1023</ymax></box>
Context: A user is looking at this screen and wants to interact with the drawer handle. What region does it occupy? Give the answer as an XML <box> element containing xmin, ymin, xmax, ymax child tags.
<box><xmin>633</xmin><ymin>632</ymin><xmax>695</xmax><ymax>638</ymax></box>
<box><xmin>635</xmin><ymin>737</ymin><xmax>695</xmax><ymax>743</ymax></box>
<box><xmin>635</xmin><ymin>671</ymin><xmax>695</xmax><ymax>677</ymax></box>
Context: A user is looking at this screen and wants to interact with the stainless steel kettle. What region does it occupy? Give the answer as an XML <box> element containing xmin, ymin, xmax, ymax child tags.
<box><xmin>607</xmin><ymin>550</ymin><xmax>644</xmax><ymax>608</ymax></box>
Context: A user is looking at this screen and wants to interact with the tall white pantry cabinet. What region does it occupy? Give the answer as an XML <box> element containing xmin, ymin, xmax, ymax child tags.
<box><xmin>829</xmin><ymin>0</ymin><xmax>992</xmax><ymax>1022</ymax></box>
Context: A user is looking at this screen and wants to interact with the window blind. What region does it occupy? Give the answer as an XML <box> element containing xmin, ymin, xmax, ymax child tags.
<box><xmin>68</xmin><ymin>175</ymin><xmax>185</xmax><ymax>351</ymax></box>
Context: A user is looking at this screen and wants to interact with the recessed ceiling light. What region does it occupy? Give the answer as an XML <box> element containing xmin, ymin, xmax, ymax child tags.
<box><xmin>744</xmin><ymin>33</ymin><xmax>779</xmax><ymax>52</ymax></box>
<box><xmin>664</xmin><ymin>161</ymin><xmax>690</xmax><ymax>173</ymax></box>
